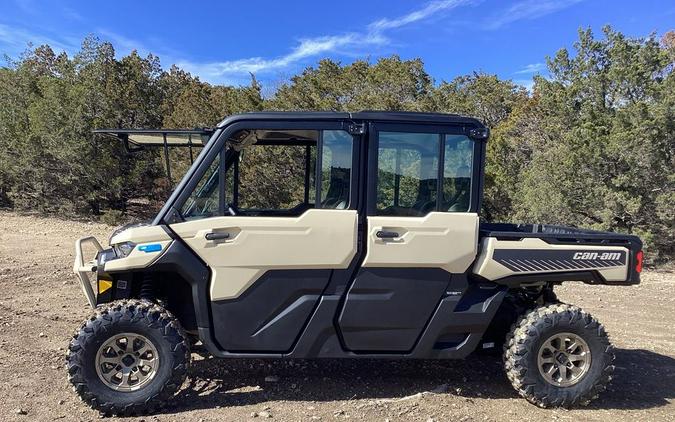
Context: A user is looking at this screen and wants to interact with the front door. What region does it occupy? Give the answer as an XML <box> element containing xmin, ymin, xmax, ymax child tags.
<box><xmin>170</xmin><ymin>124</ymin><xmax>359</xmax><ymax>352</ymax></box>
<box><xmin>337</xmin><ymin>124</ymin><xmax>481</xmax><ymax>352</ymax></box>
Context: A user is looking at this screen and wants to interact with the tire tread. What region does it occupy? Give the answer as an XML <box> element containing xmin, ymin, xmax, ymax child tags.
<box><xmin>66</xmin><ymin>299</ymin><xmax>190</xmax><ymax>416</ymax></box>
<box><xmin>503</xmin><ymin>303</ymin><xmax>614</xmax><ymax>408</ymax></box>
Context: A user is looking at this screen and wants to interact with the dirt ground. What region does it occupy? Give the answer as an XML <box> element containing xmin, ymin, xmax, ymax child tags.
<box><xmin>0</xmin><ymin>211</ymin><xmax>673</xmax><ymax>422</ymax></box>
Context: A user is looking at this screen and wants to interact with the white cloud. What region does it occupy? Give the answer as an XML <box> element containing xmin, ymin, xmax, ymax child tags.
<box><xmin>514</xmin><ymin>62</ymin><xmax>545</xmax><ymax>74</ymax></box>
<box><xmin>72</xmin><ymin>1</ymin><xmax>470</xmax><ymax>84</ymax></box>
<box><xmin>177</xmin><ymin>33</ymin><xmax>368</xmax><ymax>78</ymax></box>
<box><xmin>485</xmin><ymin>0</ymin><xmax>584</xmax><ymax>30</ymax></box>
<box><xmin>369</xmin><ymin>0</ymin><xmax>471</xmax><ymax>32</ymax></box>
<box><xmin>0</xmin><ymin>5</ymin><xmax>87</xmax><ymax>59</ymax></box>
<box><xmin>97</xmin><ymin>29</ymin><xmax>191</xmax><ymax>69</ymax></box>
<box><xmin>514</xmin><ymin>78</ymin><xmax>535</xmax><ymax>92</ymax></box>
<box><xmin>97</xmin><ymin>29</ymin><xmax>154</xmax><ymax>57</ymax></box>
<box><xmin>0</xmin><ymin>23</ymin><xmax>78</xmax><ymax>57</ymax></box>
<box><xmin>178</xmin><ymin>0</ymin><xmax>472</xmax><ymax>83</ymax></box>
<box><xmin>0</xmin><ymin>0</ymin><xmax>576</xmax><ymax>85</ymax></box>
<box><xmin>62</xmin><ymin>7</ymin><xmax>84</xmax><ymax>22</ymax></box>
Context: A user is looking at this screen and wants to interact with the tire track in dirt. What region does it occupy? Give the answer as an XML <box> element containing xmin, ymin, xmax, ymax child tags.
<box><xmin>0</xmin><ymin>211</ymin><xmax>673</xmax><ymax>421</ymax></box>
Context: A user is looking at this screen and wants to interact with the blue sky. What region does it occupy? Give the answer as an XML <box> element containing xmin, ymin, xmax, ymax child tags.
<box><xmin>1</xmin><ymin>0</ymin><xmax>673</xmax><ymax>89</ymax></box>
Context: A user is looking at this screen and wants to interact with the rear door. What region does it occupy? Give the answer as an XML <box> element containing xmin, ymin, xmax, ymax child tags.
<box><xmin>338</xmin><ymin>123</ymin><xmax>481</xmax><ymax>352</ymax></box>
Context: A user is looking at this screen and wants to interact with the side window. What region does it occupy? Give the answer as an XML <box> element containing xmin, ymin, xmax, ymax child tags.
<box><xmin>320</xmin><ymin>130</ymin><xmax>353</xmax><ymax>209</ymax></box>
<box><xmin>177</xmin><ymin>127</ymin><xmax>355</xmax><ymax>220</ymax></box>
<box><xmin>376</xmin><ymin>132</ymin><xmax>440</xmax><ymax>216</ymax></box>
<box><xmin>442</xmin><ymin>135</ymin><xmax>474</xmax><ymax>212</ymax></box>
<box><xmin>238</xmin><ymin>144</ymin><xmax>315</xmax><ymax>212</ymax></box>
<box><xmin>180</xmin><ymin>151</ymin><xmax>221</xmax><ymax>220</ymax></box>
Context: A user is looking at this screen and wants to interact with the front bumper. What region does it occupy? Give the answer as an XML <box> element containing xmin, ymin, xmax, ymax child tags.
<box><xmin>73</xmin><ymin>236</ymin><xmax>103</xmax><ymax>308</ymax></box>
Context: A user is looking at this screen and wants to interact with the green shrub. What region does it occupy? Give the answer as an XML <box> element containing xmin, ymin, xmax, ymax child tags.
<box><xmin>100</xmin><ymin>210</ymin><xmax>125</xmax><ymax>226</ymax></box>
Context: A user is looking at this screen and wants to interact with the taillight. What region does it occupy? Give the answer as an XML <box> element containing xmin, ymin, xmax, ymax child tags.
<box><xmin>635</xmin><ymin>250</ymin><xmax>643</xmax><ymax>273</ymax></box>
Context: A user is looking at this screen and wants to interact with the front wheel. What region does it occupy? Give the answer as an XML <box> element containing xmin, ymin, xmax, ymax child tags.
<box><xmin>67</xmin><ymin>300</ymin><xmax>191</xmax><ymax>415</ymax></box>
<box><xmin>503</xmin><ymin>303</ymin><xmax>614</xmax><ymax>408</ymax></box>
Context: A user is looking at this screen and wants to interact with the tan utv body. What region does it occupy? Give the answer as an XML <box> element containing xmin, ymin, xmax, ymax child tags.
<box><xmin>68</xmin><ymin>112</ymin><xmax>643</xmax><ymax>415</ymax></box>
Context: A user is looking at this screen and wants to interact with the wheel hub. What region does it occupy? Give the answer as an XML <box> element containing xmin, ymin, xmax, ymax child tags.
<box><xmin>121</xmin><ymin>354</ymin><xmax>136</xmax><ymax>367</ymax></box>
<box><xmin>95</xmin><ymin>333</ymin><xmax>160</xmax><ymax>392</ymax></box>
<box><xmin>555</xmin><ymin>352</ymin><xmax>568</xmax><ymax>365</ymax></box>
<box><xmin>537</xmin><ymin>332</ymin><xmax>591</xmax><ymax>387</ymax></box>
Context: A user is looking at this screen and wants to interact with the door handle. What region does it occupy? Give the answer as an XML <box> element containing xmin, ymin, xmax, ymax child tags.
<box><xmin>205</xmin><ymin>232</ymin><xmax>230</xmax><ymax>241</ymax></box>
<box><xmin>376</xmin><ymin>230</ymin><xmax>399</xmax><ymax>239</ymax></box>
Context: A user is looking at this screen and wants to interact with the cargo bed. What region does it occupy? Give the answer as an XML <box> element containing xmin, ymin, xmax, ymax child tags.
<box><xmin>472</xmin><ymin>223</ymin><xmax>642</xmax><ymax>287</ymax></box>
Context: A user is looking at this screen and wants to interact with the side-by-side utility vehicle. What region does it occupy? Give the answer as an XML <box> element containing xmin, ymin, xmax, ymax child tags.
<box><xmin>69</xmin><ymin>112</ymin><xmax>643</xmax><ymax>415</ymax></box>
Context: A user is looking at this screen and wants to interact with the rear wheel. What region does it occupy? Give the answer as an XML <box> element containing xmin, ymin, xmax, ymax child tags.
<box><xmin>67</xmin><ymin>300</ymin><xmax>190</xmax><ymax>415</ymax></box>
<box><xmin>503</xmin><ymin>303</ymin><xmax>614</xmax><ymax>407</ymax></box>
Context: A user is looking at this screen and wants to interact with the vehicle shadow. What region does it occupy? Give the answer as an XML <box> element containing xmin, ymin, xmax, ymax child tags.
<box><xmin>586</xmin><ymin>348</ymin><xmax>675</xmax><ymax>410</ymax></box>
<box><xmin>163</xmin><ymin>348</ymin><xmax>675</xmax><ymax>414</ymax></box>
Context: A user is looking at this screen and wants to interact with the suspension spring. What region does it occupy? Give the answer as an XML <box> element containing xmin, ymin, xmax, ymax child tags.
<box><xmin>139</xmin><ymin>274</ymin><xmax>155</xmax><ymax>301</ymax></box>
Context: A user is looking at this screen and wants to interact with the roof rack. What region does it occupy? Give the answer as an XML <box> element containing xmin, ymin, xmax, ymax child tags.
<box><xmin>93</xmin><ymin>128</ymin><xmax>214</xmax><ymax>184</ymax></box>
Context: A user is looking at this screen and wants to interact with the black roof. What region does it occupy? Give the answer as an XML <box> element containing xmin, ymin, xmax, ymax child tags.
<box><xmin>92</xmin><ymin>111</ymin><xmax>486</xmax><ymax>150</ymax></box>
<box><xmin>217</xmin><ymin>111</ymin><xmax>485</xmax><ymax>129</ymax></box>
<box><xmin>93</xmin><ymin>129</ymin><xmax>212</xmax><ymax>148</ymax></box>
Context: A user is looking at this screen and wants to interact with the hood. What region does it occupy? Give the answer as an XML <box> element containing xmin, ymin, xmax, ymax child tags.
<box><xmin>108</xmin><ymin>220</ymin><xmax>151</xmax><ymax>245</ymax></box>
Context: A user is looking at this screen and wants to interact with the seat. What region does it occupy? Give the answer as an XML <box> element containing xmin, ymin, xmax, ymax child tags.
<box><xmin>445</xmin><ymin>165</ymin><xmax>471</xmax><ymax>212</ymax></box>
<box><xmin>321</xmin><ymin>168</ymin><xmax>350</xmax><ymax>209</ymax></box>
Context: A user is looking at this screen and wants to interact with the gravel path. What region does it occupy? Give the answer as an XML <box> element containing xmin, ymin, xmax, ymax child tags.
<box><xmin>0</xmin><ymin>211</ymin><xmax>672</xmax><ymax>421</ymax></box>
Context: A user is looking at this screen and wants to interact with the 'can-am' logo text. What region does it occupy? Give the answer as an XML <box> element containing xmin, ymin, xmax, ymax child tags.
<box><xmin>572</xmin><ymin>252</ymin><xmax>621</xmax><ymax>260</ymax></box>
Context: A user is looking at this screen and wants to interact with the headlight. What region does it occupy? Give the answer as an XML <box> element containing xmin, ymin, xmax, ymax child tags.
<box><xmin>113</xmin><ymin>241</ymin><xmax>136</xmax><ymax>258</ymax></box>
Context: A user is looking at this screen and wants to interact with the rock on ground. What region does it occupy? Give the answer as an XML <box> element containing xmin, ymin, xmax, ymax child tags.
<box><xmin>0</xmin><ymin>211</ymin><xmax>673</xmax><ymax>422</ymax></box>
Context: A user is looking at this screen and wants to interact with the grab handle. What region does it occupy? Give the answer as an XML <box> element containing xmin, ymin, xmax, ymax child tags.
<box><xmin>205</xmin><ymin>232</ymin><xmax>230</xmax><ymax>241</ymax></box>
<box><xmin>376</xmin><ymin>230</ymin><xmax>399</xmax><ymax>239</ymax></box>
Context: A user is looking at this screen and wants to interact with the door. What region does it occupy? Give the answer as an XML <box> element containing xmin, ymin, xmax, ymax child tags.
<box><xmin>170</xmin><ymin>124</ymin><xmax>359</xmax><ymax>352</ymax></box>
<box><xmin>338</xmin><ymin>125</ymin><xmax>481</xmax><ymax>352</ymax></box>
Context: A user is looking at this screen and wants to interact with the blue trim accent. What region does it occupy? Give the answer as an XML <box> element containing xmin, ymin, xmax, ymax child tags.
<box><xmin>138</xmin><ymin>243</ymin><xmax>162</xmax><ymax>253</ymax></box>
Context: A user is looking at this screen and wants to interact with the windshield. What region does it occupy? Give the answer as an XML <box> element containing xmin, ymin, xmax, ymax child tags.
<box><xmin>179</xmin><ymin>151</ymin><xmax>223</xmax><ymax>220</ymax></box>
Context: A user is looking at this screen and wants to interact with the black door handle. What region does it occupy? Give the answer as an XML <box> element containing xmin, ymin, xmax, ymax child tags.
<box><xmin>205</xmin><ymin>232</ymin><xmax>230</xmax><ymax>241</ymax></box>
<box><xmin>376</xmin><ymin>230</ymin><xmax>399</xmax><ymax>239</ymax></box>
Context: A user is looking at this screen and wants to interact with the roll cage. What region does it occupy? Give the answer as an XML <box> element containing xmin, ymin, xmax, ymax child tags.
<box><xmin>93</xmin><ymin>128</ymin><xmax>213</xmax><ymax>183</ymax></box>
<box><xmin>93</xmin><ymin>112</ymin><xmax>489</xmax><ymax>226</ymax></box>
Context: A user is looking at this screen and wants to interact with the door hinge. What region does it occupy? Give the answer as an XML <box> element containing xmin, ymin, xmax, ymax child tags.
<box><xmin>468</xmin><ymin>127</ymin><xmax>489</xmax><ymax>140</ymax></box>
<box><xmin>347</xmin><ymin>122</ymin><xmax>366</xmax><ymax>135</ymax></box>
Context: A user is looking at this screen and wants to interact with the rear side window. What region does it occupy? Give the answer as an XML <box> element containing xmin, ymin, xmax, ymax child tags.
<box><xmin>442</xmin><ymin>135</ymin><xmax>474</xmax><ymax>212</ymax></box>
<box><xmin>320</xmin><ymin>130</ymin><xmax>353</xmax><ymax>209</ymax></box>
<box><xmin>376</xmin><ymin>132</ymin><xmax>440</xmax><ymax>216</ymax></box>
<box><xmin>374</xmin><ymin>131</ymin><xmax>475</xmax><ymax>216</ymax></box>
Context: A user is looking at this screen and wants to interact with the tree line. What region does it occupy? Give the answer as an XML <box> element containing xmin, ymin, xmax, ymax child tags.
<box><xmin>0</xmin><ymin>27</ymin><xmax>672</xmax><ymax>262</ymax></box>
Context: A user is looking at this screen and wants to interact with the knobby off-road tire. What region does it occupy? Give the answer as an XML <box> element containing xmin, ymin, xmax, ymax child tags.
<box><xmin>67</xmin><ymin>300</ymin><xmax>191</xmax><ymax>416</ymax></box>
<box><xmin>481</xmin><ymin>287</ymin><xmax>559</xmax><ymax>355</ymax></box>
<box><xmin>503</xmin><ymin>303</ymin><xmax>614</xmax><ymax>408</ymax></box>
